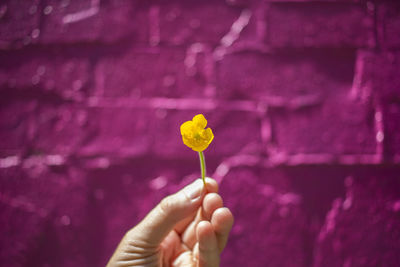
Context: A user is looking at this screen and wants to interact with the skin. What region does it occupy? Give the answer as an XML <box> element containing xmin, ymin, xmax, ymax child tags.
<box><xmin>107</xmin><ymin>178</ymin><xmax>234</xmax><ymax>267</ymax></box>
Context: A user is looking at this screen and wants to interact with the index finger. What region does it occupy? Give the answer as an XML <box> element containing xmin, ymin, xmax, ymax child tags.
<box><xmin>175</xmin><ymin>177</ymin><xmax>219</xmax><ymax>235</ymax></box>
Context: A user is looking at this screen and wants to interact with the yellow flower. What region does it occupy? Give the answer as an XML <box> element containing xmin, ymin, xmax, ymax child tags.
<box><xmin>180</xmin><ymin>114</ymin><xmax>214</xmax><ymax>152</ymax></box>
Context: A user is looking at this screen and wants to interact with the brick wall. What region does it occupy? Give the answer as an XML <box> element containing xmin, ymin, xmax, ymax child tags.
<box><xmin>1</xmin><ymin>0</ymin><xmax>400</xmax><ymax>266</ymax></box>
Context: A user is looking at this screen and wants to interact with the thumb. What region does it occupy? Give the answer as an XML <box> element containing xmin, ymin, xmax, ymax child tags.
<box><xmin>132</xmin><ymin>179</ymin><xmax>205</xmax><ymax>246</ymax></box>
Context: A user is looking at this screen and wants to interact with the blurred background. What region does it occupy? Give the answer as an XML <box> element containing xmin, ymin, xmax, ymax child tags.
<box><xmin>1</xmin><ymin>0</ymin><xmax>400</xmax><ymax>266</ymax></box>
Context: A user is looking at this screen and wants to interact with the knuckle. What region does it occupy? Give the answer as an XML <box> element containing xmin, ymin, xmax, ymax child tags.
<box><xmin>159</xmin><ymin>196</ymin><xmax>174</xmax><ymax>215</ymax></box>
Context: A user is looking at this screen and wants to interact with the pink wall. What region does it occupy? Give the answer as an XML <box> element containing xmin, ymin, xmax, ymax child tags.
<box><xmin>1</xmin><ymin>0</ymin><xmax>400</xmax><ymax>266</ymax></box>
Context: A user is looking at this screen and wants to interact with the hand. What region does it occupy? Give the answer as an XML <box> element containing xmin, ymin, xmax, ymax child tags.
<box><xmin>107</xmin><ymin>178</ymin><xmax>234</xmax><ymax>267</ymax></box>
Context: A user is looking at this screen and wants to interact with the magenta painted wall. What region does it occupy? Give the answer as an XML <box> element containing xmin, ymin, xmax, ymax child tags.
<box><xmin>1</xmin><ymin>0</ymin><xmax>400</xmax><ymax>266</ymax></box>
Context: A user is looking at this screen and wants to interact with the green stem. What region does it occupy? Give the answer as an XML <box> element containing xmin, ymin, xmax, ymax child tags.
<box><xmin>198</xmin><ymin>151</ymin><xmax>206</xmax><ymax>187</ymax></box>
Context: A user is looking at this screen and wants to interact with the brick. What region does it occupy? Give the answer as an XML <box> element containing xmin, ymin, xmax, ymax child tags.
<box><xmin>314</xmin><ymin>174</ymin><xmax>400</xmax><ymax>267</ymax></box>
<box><xmin>40</xmin><ymin>0</ymin><xmax>148</xmax><ymax>44</ymax></box>
<box><xmin>0</xmin><ymin>0</ymin><xmax>40</xmax><ymax>48</ymax></box>
<box><xmin>159</xmin><ymin>0</ymin><xmax>242</xmax><ymax>45</ymax></box>
<box><xmin>267</xmin><ymin>3</ymin><xmax>374</xmax><ymax>48</ymax></box>
<box><xmin>151</xmin><ymin>109</ymin><xmax>262</xmax><ymax>158</ymax></box>
<box><xmin>0</xmin><ymin>100</ymin><xmax>36</xmax><ymax>156</ymax></box>
<box><xmin>94</xmin><ymin>47</ymin><xmax>208</xmax><ymax>98</ymax></box>
<box><xmin>0</xmin><ymin>102</ymin><xmax>90</xmax><ymax>156</ymax></box>
<box><xmin>30</xmin><ymin>104</ymin><xmax>90</xmax><ymax>156</ymax></box>
<box><xmin>217</xmin><ymin>50</ymin><xmax>355</xmax><ymax>101</ymax></box>
<box><xmin>224</xmin><ymin>0</ymin><xmax>254</xmax><ymax>7</ymax></box>
<box><xmin>0</xmin><ymin>50</ymin><xmax>90</xmax><ymax>98</ymax></box>
<box><xmin>0</xmin><ymin>166</ymin><xmax>91</xmax><ymax>266</ymax></box>
<box><xmin>353</xmin><ymin>51</ymin><xmax>400</xmax><ymax>102</ymax></box>
<box><xmin>384</xmin><ymin>103</ymin><xmax>400</xmax><ymax>158</ymax></box>
<box><xmin>0</xmin><ymin>199</ymin><xmax>45</xmax><ymax>267</ymax></box>
<box><xmin>88</xmin><ymin>166</ymin><xmax>156</xmax><ymax>266</ymax></box>
<box><xmin>221</xmin><ymin>2</ymin><xmax>265</xmax><ymax>49</ymax></box>
<box><xmin>78</xmin><ymin>107</ymin><xmax>154</xmax><ymax>157</ymax></box>
<box><xmin>270</xmin><ymin>94</ymin><xmax>376</xmax><ymax>155</ymax></box>
<box><xmin>282</xmin><ymin>166</ymin><xmax>347</xmax><ymax>220</ymax></box>
<box><xmin>207</xmin><ymin>110</ymin><xmax>262</xmax><ymax>157</ymax></box>
<box><xmin>378</xmin><ymin>2</ymin><xmax>400</xmax><ymax>49</ymax></box>
<box><xmin>218</xmin><ymin>167</ymin><xmax>307</xmax><ymax>267</ymax></box>
<box><xmin>231</xmin><ymin>9</ymin><xmax>260</xmax><ymax>46</ymax></box>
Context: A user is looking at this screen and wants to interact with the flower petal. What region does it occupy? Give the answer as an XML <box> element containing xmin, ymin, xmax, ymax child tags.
<box><xmin>180</xmin><ymin>121</ymin><xmax>193</xmax><ymax>136</ymax></box>
<box><xmin>192</xmin><ymin>114</ymin><xmax>207</xmax><ymax>129</ymax></box>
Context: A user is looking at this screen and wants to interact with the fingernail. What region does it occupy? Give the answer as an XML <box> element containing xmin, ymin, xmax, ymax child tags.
<box><xmin>183</xmin><ymin>179</ymin><xmax>203</xmax><ymax>200</ymax></box>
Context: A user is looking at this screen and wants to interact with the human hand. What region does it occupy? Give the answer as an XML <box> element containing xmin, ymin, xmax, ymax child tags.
<box><xmin>107</xmin><ymin>178</ymin><xmax>234</xmax><ymax>267</ymax></box>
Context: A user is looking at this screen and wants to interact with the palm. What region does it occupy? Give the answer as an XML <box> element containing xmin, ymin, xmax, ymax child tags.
<box><xmin>159</xmin><ymin>210</ymin><xmax>203</xmax><ymax>266</ymax></box>
<box><xmin>160</xmin><ymin>230</ymin><xmax>197</xmax><ymax>266</ymax></box>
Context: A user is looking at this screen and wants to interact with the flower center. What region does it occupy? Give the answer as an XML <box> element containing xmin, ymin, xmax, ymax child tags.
<box><xmin>194</xmin><ymin>132</ymin><xmax>201</xmax><ymax>140</ymax></box>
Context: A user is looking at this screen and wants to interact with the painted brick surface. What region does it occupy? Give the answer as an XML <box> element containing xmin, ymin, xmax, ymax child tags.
<box><xmin>94</xmin><ymin>47</ymin><xmax>208</xmax><ymax>98</ymax></box>
<box><xmin>217</xmin><ymin>50</ymin><xmax>355</xmax><ymax>100</ymax></box>
<box><xmin>40</xmin><ymin>0</ymin><xmax>148</xmax><ymax>44</ymax></box>
<box><xmin>80</xmin><ymin>107</ymin><xmax>154</xmax><ymax>157</ymax></box>
<box><xmin>0</xmin><ymin>49</ymin><xmax>90</xmax><ymax>99</ymax></box>
<box><xmin>30</xmin><ymin>104</ymin><xmax>89</xmax><ymax>155</ymax></box>
<box><xmin>270</xmin><ymin>95</ymin><xmax>376</xmax><ymax>155</ymax></box>
<box><xmin>0</xmin><ymin>0</ymin><xmax>40</xmax><ymax>48</ymax></box>
<box><xmin>219</xmin><ymin>167</ymin><xmax>307</xmax><ymax>267</ymax></box>
<box><xmin>384</xmin><ymin>103</ymin><xmax>400</xmax><ymax>160</ymax></box>
<box><xmin>314</xmin><ymin>174</ymin><xmax>400</xmax><ymax>267</ymax></box>
<box><xmin>378</xmin><ymin>2</ymin><xmax>400</xmax><ymax>49</ymax></box>
<box><xmin>267</xmin><ymin>3</ymin><xmax>374</xmax><ymax>48</ymax></box>
<box><xmin>0</xmin><ymin>166</ymin><xmax>92</xmax><ymax>267</ymax></box>
<box><xmin>1</xmin><ymin>0</ymin><xmax>400</xmax><ymax>266</ymax></box>
<box><xmin>354</xmin><ymin>51</ymin><xmax>400</xmax><ymax>102</ymax></box>
<box><xmin>158</xmin><ymin>0</ymin><xmax>242</xmax><ymax>45</ymax></box>
<box><xmin>0</xmin><ymin>100</ymin><xmax>36</xmax><ymax>156</ymax></box>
